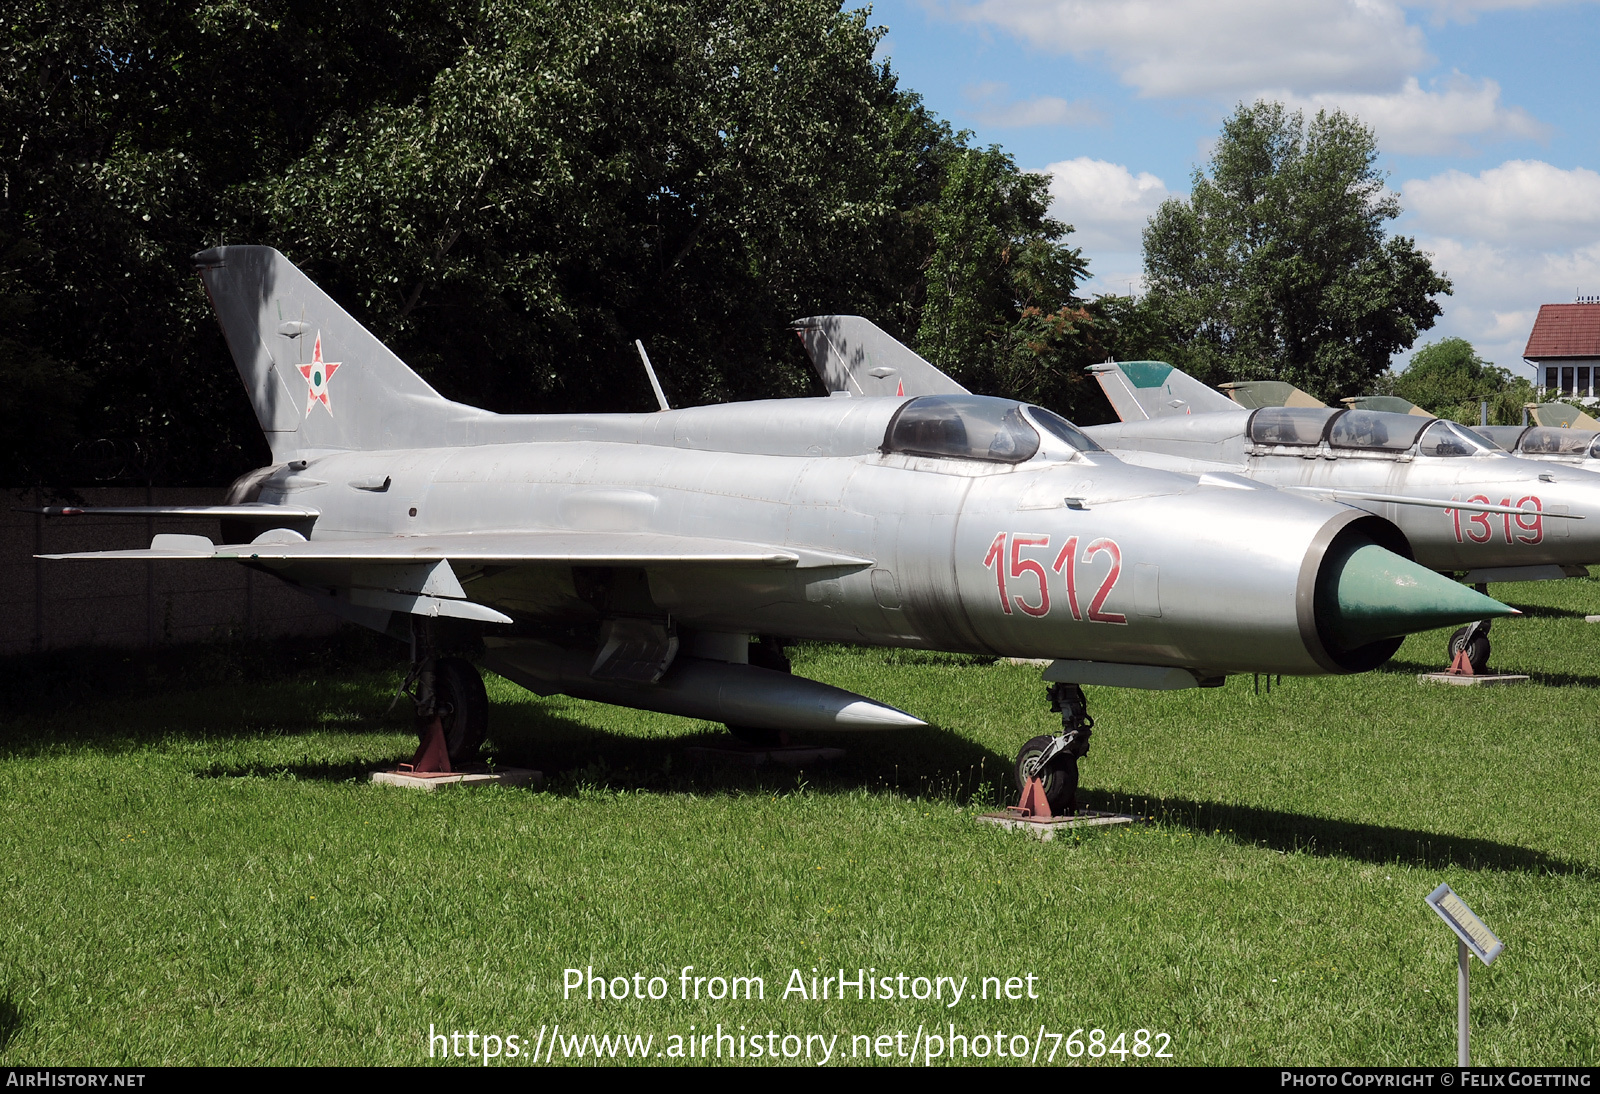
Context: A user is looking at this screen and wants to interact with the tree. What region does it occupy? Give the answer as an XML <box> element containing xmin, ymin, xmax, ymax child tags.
<box><xmin>915</xmin><ymin>145</ymin><xmax>1109</xmax><ymax>422</ymax></box>
<box><xmin>1140</xmin><ymin>101</ymin><xmax>1451</xmax><ymax>403</ymax></box>
<box><xmin>1</xmin><ymin>0</ymin><xmax>475</xmax><ymax>486</ymax></box>
<box><xmin>3</xmin><ymin>0</ymin><xmax>1089</xmax><ymax>487</ymax></box>
<box><xmin>1377</xmin><ymin>337</ymin><xmax>1534</xmax><ymax>426</ymax></box>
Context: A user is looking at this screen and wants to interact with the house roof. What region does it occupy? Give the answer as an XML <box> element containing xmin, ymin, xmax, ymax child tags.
<box><xmin>1525</xmin><ymin>303</ymin><xmax>1600</xmax><ymax>359</ymax></box>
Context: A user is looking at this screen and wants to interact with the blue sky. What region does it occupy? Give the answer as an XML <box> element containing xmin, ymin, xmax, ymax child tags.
<box><xmin>864</xmin><ymin>0</ymin><xmax>1600</xmax><ymax>377</ymax></box>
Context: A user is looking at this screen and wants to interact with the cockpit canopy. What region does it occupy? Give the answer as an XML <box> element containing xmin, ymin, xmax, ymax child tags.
<box><xmin>883</xmin><ymin>396</ymin><xmax>1101</xmax><ymax>463</ymax></box>
<box><xmin>1247</xmin><ymin>406</ymin><xmax>1496</xmax><ymax>456</ymax></box>
<box><xmin>1328</xmin><ymin>410</ymin><xmax>1431</xmax><ymax>451</ymax></box>
<box><xmin>1247</xmin><ymin>407</ymin><xmax>1338</xmax><ymax>446</ymax></box>
<box><xmin>1518</xmin><ymin>426</ymin><xmax>1600</xmax><ymax>457</ymax></box>
<box><xmin>1416</xmin><ymin>419</ymin><xmax>1499</xmax><ymax>457</ymax></box>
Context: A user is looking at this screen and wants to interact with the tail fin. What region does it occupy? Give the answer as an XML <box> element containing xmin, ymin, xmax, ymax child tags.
<box><xmin>1339</xmin><ymin>395</ymin><xmax>1430</xmax><ymax>417</ymax></box>
<box><xmin>791</xmin><ymin>315</ymin><xmax>969</xmax><ymax>398</ymax></box>
<box><xmin>1529</xmin><ymin>401</ymin><xmax>1600</xmax><ymax>429</ymax></box>
<box><xmin>193</xmin><ymin>246</ymin><xmax>488</xmax><ymax>458</ymax></box>
<box><xmin>1218</xmin><ymin>380</ymin><xmax>1329</xmax><ymax>410</ymax></box>
<box><xmin>1086</xmin><ymin>360</ymin><xmax>1238</xmax><ymax>421</ymax></box>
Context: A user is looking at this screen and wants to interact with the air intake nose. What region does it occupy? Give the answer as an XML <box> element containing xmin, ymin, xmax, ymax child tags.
<box><xmin>1316</xmin><ymin>541</ymin><xmax>1517</xmax><ymax>649</ymax></box>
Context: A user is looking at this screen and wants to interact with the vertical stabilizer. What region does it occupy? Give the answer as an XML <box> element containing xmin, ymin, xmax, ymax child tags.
<box><xmin>1086</xmin><ymin>360</ymin><xmax>1238</xmax><ymax>422</ymax></box>
<box><xmin>1219</xmin><ymin>380</ymin><xmax>1329</xmax><ymax>410</ymax></box>
<box><xmin>791</xmin><ymin>315</ymin><xmax>969</xmax><ymax>398</ymax></box>
<box><xmin>193</xmin><ymin>246</ymin><xmax>490</xmax><ymax>458</ymax></box>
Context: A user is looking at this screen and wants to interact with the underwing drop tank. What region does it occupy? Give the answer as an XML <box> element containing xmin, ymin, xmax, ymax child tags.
<box><xmin>482</xmin><ymin>640</ymin><xmax>927</xmax><ymax>732</ymax></box>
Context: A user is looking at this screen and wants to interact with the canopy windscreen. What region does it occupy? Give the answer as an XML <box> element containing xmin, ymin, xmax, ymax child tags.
<box><xmin>1025</xmin><ymin>406</ymin><xmax>1103</xmax><ymax>453</ymax></box>
<box><xmin>1417</xmin><ymin>419</ymin><xmax>1498</xmax><ymax>457</ymax></box>
<box><xmin>1519</xmin><ymin>426</ymin><xmax>1600</xmax><ymax>455</ymax></box>
<box><xmin>885</xmin><ymin>396</ymin><xmax>1041</xmax><ymax>463</ymax></box>
<box><xmin>1328</xmin><ymin>410</ymin><xmax>1430</xmax><ymax>451</ymax></box>
<box><xmin>1248</xmin><ymin>407</ymin><xmax>1338</xmax><ymax>446</ymax></box>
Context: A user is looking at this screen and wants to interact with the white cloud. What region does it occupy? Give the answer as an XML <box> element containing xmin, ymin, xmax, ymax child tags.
<box><xmin>1395</xmin><ymin>161</ymin><xmax>1600</xmax><ymax>370</ymax></box>
<box><xmin>1269</xmin><ymin>76</ymin><xmax>1548</xmax><ymax>155</ymax></box>
<box><xmin>963</xmin><ymin>82</ymin><xmax>1104</xmax><ymax>126</ymax></box>
<box><xmin>1043</xmin><ymin>157</ymin><xmax>1173</xmax><ymax>254</ymax></box>
<box><xmin>1406</xmin><ymin>0</ymin><xmax>1589</xmax><ymax>22</ymax></box>
<box><xmin>950</xmin><ymin>0</ymin><xmax>1428</xmax><ymax>98</ymax></box>
<box><xmin>947</xmin><ymin>1</ymin><xmax>1552</xmax><ymax>153</ymax></box>
<box><xmin>1406</xmin><ymin>236</ymin><xmax>1600</xmax><ymax>372</ymax></box>
<box><xmin>1403</xmin><ymin>160</ymin><xmax>1600</xmax><ymax>247</ymax></box>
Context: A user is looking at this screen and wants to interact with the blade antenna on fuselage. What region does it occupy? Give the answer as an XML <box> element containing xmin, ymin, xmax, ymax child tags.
<box><xmin>636</xmin><ymin>340</ymin><xmax>670</xmax><ymax>412</ymax></box>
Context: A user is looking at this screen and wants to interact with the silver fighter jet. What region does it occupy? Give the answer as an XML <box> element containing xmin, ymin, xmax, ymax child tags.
<box><xmin>1081</xmin><ymin>359</ymin><xmax>1600</xmax><ymax>582</ymax></box>
<box><xmin>35</xmin><ymin>252</ymin><xmax>1513</xmax><ymax>812</ymax></box>
<box><xmin>1084</xmin><ymin>356</ymin><xmax>1600</xmax><ymax>672</ymax></box>
<box><xmin>796</xmin><ymin>317</ymin><xmax>1600</xmax><ymax>674</ymax></box>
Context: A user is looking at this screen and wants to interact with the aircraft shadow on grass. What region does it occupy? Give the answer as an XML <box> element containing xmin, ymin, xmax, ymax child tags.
<box><xmin>0</xmin><ymin>674</ymin><xmax>418</xmax><ymax>759</ymax></box>
<box><xmin>0</xmin><ymin>991</ymin><xmax>22</xmax><ymax>1054</ymax></box>
<box><xmin>193</xmin><ymin>696</ymin><xmax>1017</xmax><ymax>805</ymax></box>
<box><xmin>1379</xmin><ymin>658</ymin><xmax>1600</xmax><ymax>688</ymax></box>
<box><xmin>1081</xmin><ymin>788</ymin><xmax>1587</xmax><ymax>876</ymax></box>
<box><xmin>1496</xmin><ymin>601</ymin><xmax>1596</xmax><ymax>620</ymax></box>
<box><xmin>2</xmin><ymin>642</ymin><xmax>1016</xmax><ymax>800</ymax></box>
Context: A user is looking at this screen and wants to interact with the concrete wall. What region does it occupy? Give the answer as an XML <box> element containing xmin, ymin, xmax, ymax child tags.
<box><xmin>2</xmin><ymin>488</ymin><xmax>340</xmax><ymax>655</ymax></box>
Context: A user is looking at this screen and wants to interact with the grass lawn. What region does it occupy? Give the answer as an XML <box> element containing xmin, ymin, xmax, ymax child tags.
<box><xmin>1</xmin><ymin>575</ymin><xmax>1598</xmax><ymax>1066</ymax></box>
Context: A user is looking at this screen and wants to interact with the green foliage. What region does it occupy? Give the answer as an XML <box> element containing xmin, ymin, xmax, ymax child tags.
<box><xmin>261</xmin><ymin>0</ymin><xmax>918</xmax><ymax>413</ymax></box>
<box><xmin>915</xmin><ymin>146</ymin><xmax>1111</xmax><ymax>422</ymax></box>
<box><xmin>1140</xmin><ymin>101</ymin><xmax>1451</xmax><ymax>403</ymax></box>
<box><xmin>0</xmin><ymin>232</ymin><xmax>87</xmax><ymax>485</ymax></box>
<box><xmin>1375</xmin><ymin>337</ymin><xmax>1535</xmax><ymax>426</ymax></box>
<box><xmin>3</xmin><ymin>1</ymin><xmax>1093</xmax><ymax>486</ymax></box>
<box><xmin>1</xmin><ymin>0</ymin><xmax>475</xmax><ymax>485</ymax></box>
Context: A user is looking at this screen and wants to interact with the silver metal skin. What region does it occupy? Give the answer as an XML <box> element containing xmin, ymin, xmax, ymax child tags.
<box><xmin>38</xmin><ymin>256</ymin><xmax>1513</xmax><ymax>742</ymax></box>
<box><xmin>56</xmin><ymin>389</ymin><xmax>1411</xmax><ymax>676</ymax></box>
<box><xmin>795</xmin><ymin>315</ymin><xmax>1600</xmax><ymax>580</ymax></box>
<box><xmin>1084</xmin><ymin>380</ymin><xmax>1600</xmax><ymax>578</ymax></box>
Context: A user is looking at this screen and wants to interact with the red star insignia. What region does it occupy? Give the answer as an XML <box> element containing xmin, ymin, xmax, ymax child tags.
<box><xmin>297</xmin><ymin>333</ymin><xmax>341</xmax><ymax>416</ymax></box>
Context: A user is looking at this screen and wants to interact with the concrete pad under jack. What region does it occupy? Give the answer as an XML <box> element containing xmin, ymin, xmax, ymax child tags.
<box><xmin>684</xmin><ymin>744</ymin><xmax>845</xmax><ymax>767</ymax></box>
<box><xmin>976</xmin><ymin>810</ymin><xmax>1139</xmax><ymax>840</ymax></box>
<box><xmin>371</xmin><ymin>766</ymin><xmax>542</xmax><ymax>790</ymax></box>
<box><xmin>1416</xmin><ymin>673</ymin><xmax>1529</xmax><ymax>686</ymax></box>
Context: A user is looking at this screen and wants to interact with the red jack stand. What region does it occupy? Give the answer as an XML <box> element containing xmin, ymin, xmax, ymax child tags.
<box><xmin>1443</xmin><ymin>648</ymin><xmax>1477</xmax><ymax>677</ymax></box>
<box><xmin>1005</xmin><ymin>776</ymin><xmax>1056</xmax><ymax>821</ymax></box>
<box><xmin>979</xmin><ymin>777</ymin><xmax>1134</xmax><ymax>837</ymax></box>
<box><xmin>401</xmin><ymin>714</ymin><xmax>452</xmax><ymax>775</ymax></box>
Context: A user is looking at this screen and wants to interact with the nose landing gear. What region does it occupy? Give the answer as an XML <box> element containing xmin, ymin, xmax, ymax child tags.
<box><xmin>1445</xmin><ymin>620</ymin><xmax>1492</xmax><ymax>676</ymax></box>
<box><xmin>1012</xmin><ymin>682</ymin><xmax>1094</xmax><ymax>815</ymax></box>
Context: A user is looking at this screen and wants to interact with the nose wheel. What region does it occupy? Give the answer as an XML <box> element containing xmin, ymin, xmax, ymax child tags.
<box><xmin>1012</xmin><ymin>683</ymin><xmax>1094</xmax><ymax>815</ymax></box>
<box><xmin>1446</xmin><ymin>621</ymin><xmax>1491</xmax><ymax>676</ymax></box>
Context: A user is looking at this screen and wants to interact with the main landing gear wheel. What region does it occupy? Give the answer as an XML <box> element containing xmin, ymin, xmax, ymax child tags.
<box><xmin>1447</xmin><ymin>624</ymin><xmax>1491</xmax><ymax>675</ymax></box>
<box><xmin>435</xmin><ymin>656</ymin><xmax>489</xmax><ymax>764</ymax></box>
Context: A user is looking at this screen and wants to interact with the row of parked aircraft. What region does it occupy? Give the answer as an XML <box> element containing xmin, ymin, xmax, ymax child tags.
<box><xmin>36</xmin><ymin>248</ymin><xmax>1587</xmax><ymax>812</ymax></box>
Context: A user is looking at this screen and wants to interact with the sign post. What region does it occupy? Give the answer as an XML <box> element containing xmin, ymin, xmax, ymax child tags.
<box><xmin>1425</xmin><ymin>883</ymin><xmax>1504</xmax><ymax>1066</ymax></box>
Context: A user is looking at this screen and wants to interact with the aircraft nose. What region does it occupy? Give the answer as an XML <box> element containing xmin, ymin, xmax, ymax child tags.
<box><xmin>1316</xmin><ymin>541</ymin><xmax>1517</xmax><ymax>649</ymax></box>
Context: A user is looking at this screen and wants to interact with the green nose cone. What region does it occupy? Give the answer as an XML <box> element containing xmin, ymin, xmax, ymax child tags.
<box><xmin>1317</xmin><ymin>542</ymin><xmax>1518</xmax><ymax>650</ymax></box>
